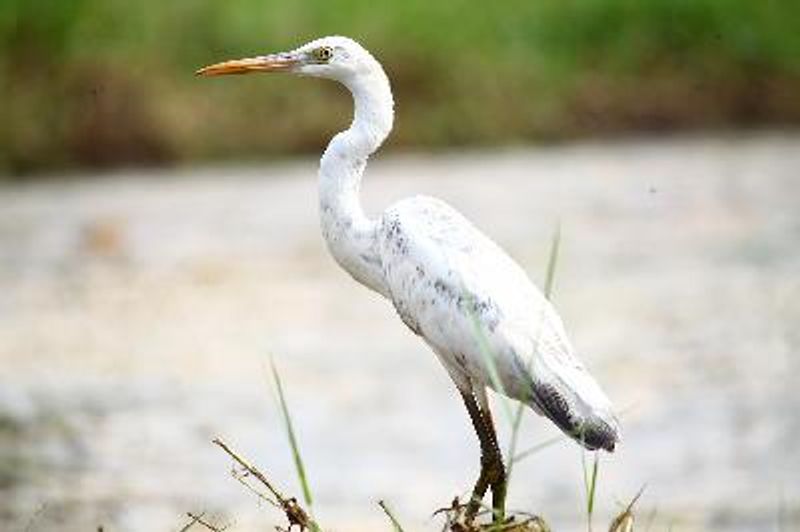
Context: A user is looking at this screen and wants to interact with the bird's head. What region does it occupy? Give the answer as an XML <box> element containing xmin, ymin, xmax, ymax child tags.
<box><xmin>196</xmin><ymin>36</ymin><xmax>379</xmax><ymax>84</ymax></box>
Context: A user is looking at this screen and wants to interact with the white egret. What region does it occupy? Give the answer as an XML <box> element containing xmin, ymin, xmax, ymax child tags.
<box><xmin>197</xmin><ymin>36</ymin><xmax>620</xmax><ymax>522</ymax></box>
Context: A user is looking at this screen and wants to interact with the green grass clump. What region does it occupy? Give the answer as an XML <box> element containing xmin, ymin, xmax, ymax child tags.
<box><xmin>1</xmin><ymin>0</ymin><xmax>799</xmax><ymax>175</ymax></box>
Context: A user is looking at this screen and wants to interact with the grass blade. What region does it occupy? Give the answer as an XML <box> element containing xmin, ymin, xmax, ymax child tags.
<box><xmin>581</xmin><ymin>451</ymin><xmax>600</xmax><ymax>532</ymax></box>
<box><xmin>269</xmin><ymin>356</ymin><xmax>315</xmax><ymax>511</ymax></box>
<box><xmin>504</xmin><ymin>403</ymin><xmax>526</xmax><ymax>484</ymax></box>
<box><xmin>543</xmin><ymin>221</ymin><xmax>561</xmax><ymax>300</ymax></box>
<box><xmin>512</xmin><ymin>433</ymin><xmax>565</xmax><ymax>463</ymax></box>
<box><xmin>506</xmin><ymin>222</ymin><xmax>562</xmax><ymax>483</ymax></box>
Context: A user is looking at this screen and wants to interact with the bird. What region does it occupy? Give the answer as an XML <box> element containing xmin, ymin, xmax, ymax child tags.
<box><xmin>197</xmin><ymin>35</ymin><xmax>620</xmax><ymax>523</ymax></box>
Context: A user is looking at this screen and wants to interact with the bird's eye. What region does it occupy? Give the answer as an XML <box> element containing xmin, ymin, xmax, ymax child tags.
<box><xmin>313</xmin><ymin>46</ymin><xmax>333</xmax><ymax>62</ymax></box>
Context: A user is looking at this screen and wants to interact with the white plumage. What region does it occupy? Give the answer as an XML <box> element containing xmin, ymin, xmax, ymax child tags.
<box><xmin>379</xmin><ymin>195</ymin><xmax>618</xmax><ymax>440</ymax></box>
<box><xmin>198</xmin><ymin>35</ymin><xmax>620</xmax><ymax>521</ymax></box>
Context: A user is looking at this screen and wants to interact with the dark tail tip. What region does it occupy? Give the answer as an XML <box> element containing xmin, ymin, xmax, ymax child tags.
<box><xmin>532</xmin><ymin>381</ymin><xmax>620</xmax><ymax>453</ymax></box>
<box><xmin>579</xmin><ymin>418</ymin><xmax>620</xmax><ymax>452</ymax></box>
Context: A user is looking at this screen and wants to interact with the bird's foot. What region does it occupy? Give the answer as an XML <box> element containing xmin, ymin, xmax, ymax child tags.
<box><xmin>486</xmin><ymin>459</ymin><xmax>507</xmax><ymax>523</ymax></box>
<box><xmin>458</xmin><ymin>454</ymin><xmax>507</xmax><ymax>524</ymax></box>
<box><xmin>436</xmin><ymin>497</ymin><xmax>550</xmax><ymax>532</ymax></box>
<box><xmin>436</xmin><ymin>495</ymin><xmax>483</xmax><ymax>532</ymax></box>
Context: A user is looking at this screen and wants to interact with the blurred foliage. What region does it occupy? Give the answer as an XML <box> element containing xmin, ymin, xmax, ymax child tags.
<box><xmin>1</xmin><ymin>0</ymin><xmax>799</xmax><ymax>175</ymax></box>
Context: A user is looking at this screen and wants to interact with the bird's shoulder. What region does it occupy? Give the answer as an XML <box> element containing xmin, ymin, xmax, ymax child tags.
<box><xmin>378</xmin><ymin>194</ymin><xmax>530</xmax><ymax>288</ymax></box>
<box><xmin>379</xmin><ymin>195</ymin><xmax>476</xmax><ymax>254</ymax></box>
<box><xmin>377</xmin><ymin>196</ymin><xmax>518</xmax><ymax>291</ymax></box>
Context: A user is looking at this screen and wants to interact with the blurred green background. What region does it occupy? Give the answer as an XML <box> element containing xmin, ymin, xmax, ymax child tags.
<box><xmin>1</xmin><ymin>0</ymin><xmax>798</xmax><ymax>176</ymax></box>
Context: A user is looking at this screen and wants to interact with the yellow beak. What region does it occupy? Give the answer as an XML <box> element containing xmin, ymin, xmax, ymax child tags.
<box><xmin>195</xmin><ymin>54</ymin><xmax>299</xmax><ymax>77</ymax></box>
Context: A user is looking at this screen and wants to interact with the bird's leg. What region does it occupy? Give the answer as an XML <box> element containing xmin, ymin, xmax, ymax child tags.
<box><xmin>459</xmin><ymin>390</ymin><xmax>506</xmax><ymax>524</ymax></box>
<box><xmin>475</xmin><ymin>389</ymin><xmax>507</xmax><ymax>523</ymax></box>
<box><xmin>460</xmin><ymin>391</ymin><xmax>491</xmax><ymax>520</ymax></box>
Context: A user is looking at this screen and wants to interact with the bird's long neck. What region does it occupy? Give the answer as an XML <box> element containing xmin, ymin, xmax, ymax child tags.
<box><xmin>318</xmin><ymin>66</ymin><xmax>394</xmax><ymax>297</ymax></box>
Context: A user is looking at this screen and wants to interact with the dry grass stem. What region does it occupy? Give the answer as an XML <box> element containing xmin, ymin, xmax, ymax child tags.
<box><xmin>212</xmin><ymin>437</ymin><xmax>319</xmax><ymax>531</ymax></box>
<box><xmin>230</xmin><ymin>466</ymin><xmax>281</xmax><ymax>509</ymax></box>
<box><xmin>378</xmin><ymin>500</ymin><xmax>406</xmax><ymax>532</ymax></box>
<box><xmin>178</xmin><ymin>512</ymin><xmax>229</xmax><ymax>532</ymax></box>
<box><xmin>608</xmin><ymin>486</ymin><xmax>646</xmax><ymax>532</ymax></box>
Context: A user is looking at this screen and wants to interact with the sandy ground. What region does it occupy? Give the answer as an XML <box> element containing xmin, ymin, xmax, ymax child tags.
<box><xmin>1</xmin><ymin>132</ymin><xmax>799</xmax><ymax>531</ymax></box>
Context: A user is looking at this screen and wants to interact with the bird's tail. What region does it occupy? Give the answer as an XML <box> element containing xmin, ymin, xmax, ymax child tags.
<box><xmin>531</xmin><ymin>380</ymin><xmax>620</xmax><ymax>452</ymax></box>
<box><xmin>525</xmin><ymin>356</ymin><xmax>620</xmax><ymax>452</ymax></box>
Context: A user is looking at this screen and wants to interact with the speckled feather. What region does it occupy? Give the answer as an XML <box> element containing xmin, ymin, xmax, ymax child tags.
<box><xmin>299</xmin><ymin>36</ymin><xmax>620</xmax><ymax>451</ymax></box>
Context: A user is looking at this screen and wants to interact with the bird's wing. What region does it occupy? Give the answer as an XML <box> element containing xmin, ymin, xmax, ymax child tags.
<box><xmin>378</xmin><ymin>195</ymin><xmax>619</xmax><ymax>450</ymax></box>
